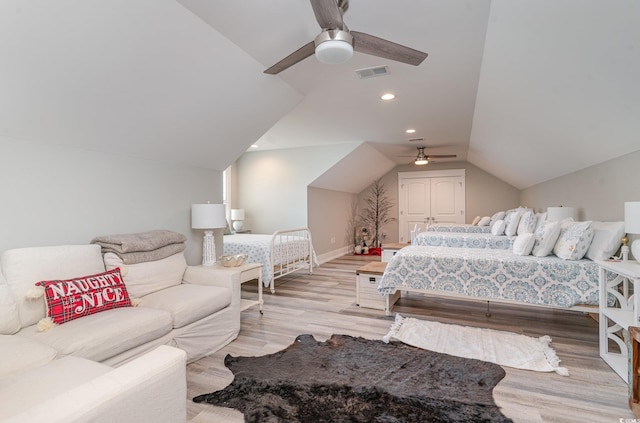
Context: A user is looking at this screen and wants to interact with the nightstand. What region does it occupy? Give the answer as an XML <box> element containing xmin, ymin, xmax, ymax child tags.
<box><xmin>198</xmin><ymin>262</ymin><xmax>264</xmax><ymax>314</ymax></box>
<box><xmin>597</xmin><ymin>259</ymin><xmax>640</xmax><ymax>382</ymax></box>
<box><xmin>233</xmin><ymin>230</ymin><xmax>252</xmax><ymax>234</ymax></box>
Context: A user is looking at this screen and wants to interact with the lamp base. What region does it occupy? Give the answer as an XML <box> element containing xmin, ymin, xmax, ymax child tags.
<box><xmin>232</xmin><ymin>220</ymin><xmax>244</xmax><ymax>232</ymax></box>
<box><xmin>632</xmin><ymin>239</ymin><xmax>640</xmax><ymax>264</ymax></box>
<box><xmin>202</xmin><ymin>230</ymin><xmax>216</xmax><ymax>266</ymax></box>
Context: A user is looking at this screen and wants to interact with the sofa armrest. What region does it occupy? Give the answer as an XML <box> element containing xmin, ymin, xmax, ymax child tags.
<box><xmin>4</xmin><ymin>345</ymin><xmax>187</xmax><ymax>423</ymax></box>
<box><xmin>182</xmin><ymin>266</ymin><xmax>241</xmax><ymax>308</ymax></box>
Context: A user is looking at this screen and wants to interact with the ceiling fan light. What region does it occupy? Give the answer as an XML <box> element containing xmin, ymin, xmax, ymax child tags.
<box><xmin>415</xmin><ymin>158</ymin><xmax>429</xmax><ymax>165</ymax></box>
<box><xmin>315</xmin><ymin>40</ymin><xmax>353</xmax><ymax>64</ymax></box>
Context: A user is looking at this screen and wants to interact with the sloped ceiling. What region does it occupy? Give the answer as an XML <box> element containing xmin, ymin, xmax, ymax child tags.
<box><xmin>2</xmin><ymin>1</ymin><xmax>639</xmax><ymax>189</ymax></box>
<box><xmin>0</xmin><ymin>0</ymin><xmax>301</xmax><ymax>171</ymax></box>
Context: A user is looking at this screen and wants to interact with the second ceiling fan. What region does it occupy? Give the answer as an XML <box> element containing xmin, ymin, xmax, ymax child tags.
<box><xmin>264</xmin><ymin>0</ymin><xmax>428</xmax><ymax>74</ymax></box>
<box><xmin>400</xmin><ymin>146</ymin><xmax>457</xmax><ymax>165</ymax></box>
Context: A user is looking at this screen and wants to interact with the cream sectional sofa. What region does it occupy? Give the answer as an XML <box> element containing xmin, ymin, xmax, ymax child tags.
<box><xmin>0</xmin><ymin>243</ymin><xmax>241</xmax><ymax>422</ymax></box>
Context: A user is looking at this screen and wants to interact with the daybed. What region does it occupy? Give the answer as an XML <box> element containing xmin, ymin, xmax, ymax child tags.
<box><xmin>413</xmin><ymin>231</ymin><xmax>516</xmax><ymax>250</ymax></box>
<box><xmin>378</xmin><ymin>219</ymin><xmax>625</xmax><ymax>316</ymax></box>
<box><xmin>0</xmin><ymin>233</ymin><xmax>241</xmax><ymax>422</ymax></box>
<box><xmin>224</xmin><ymin>227</ymin><xmax>317</xmax><ymax>293</ymax></box>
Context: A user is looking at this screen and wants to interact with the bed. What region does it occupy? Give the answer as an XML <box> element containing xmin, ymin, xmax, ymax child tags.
<box><xmin>223</xmin><ymin>228</ymin><xmax>317</xmax><ymax>293</ymax></box>
<box><xmin>413</xmin><ymin>231</ymin><xmax>516</xmax><ymax>250</ymax></box>
<box><xmin>426</xmin><ymin>224</ymin><xmax>492</xmax><ymax>233</ymax></box>
<box><xmin>377</xmin><ymin>245</ymin><xmax>600</xmax><ymax>316</ymax></box>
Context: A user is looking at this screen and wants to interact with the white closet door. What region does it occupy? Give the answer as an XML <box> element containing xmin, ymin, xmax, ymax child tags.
<box><xmin>398</xmin><ymin>170</ymin><xmax>466</xmax><ymax>243</ymax></box>
<box><xmin>430</xmin><ymin>177</ymin><xmax>465</xmax><ymax>225</ymax></box>
<box><xmin>399</xmin><ymin>179</ymin><xmax>431</xmax><ymax>242</ymax></box>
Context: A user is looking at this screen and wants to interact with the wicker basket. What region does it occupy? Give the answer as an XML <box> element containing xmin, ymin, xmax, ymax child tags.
<box><xmin>218</xmin><ymin>254</ymin><xmax>248</xmax><ymax>267</ymax></box>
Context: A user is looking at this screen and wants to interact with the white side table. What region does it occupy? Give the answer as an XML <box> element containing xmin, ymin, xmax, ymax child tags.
<box><xmin>198</xmin><ymin>262</ymin><xmax>264</xmax><ymax>314</ymax></box>
<box><xmin>597</xmin><ymin>259</ymin><xmax>640</xmax><ymax>382</ymax></box>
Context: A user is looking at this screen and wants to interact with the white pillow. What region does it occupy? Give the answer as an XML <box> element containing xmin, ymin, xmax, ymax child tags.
<box><xmin>513</xmin><ymin>233</ymin><xmax>536</xmax><ymax>256</ymax></box>
<box><xmin>553</xmin><ymin>221</ymin><xmax>595</xmax><ymax>260</ymax></box>
<box><xmin>532</xmin><ymin>221</ymin><xmax>562</xmax><ymax>257</ymax></box>
<box><xmin>517</xmin><ymin>210</ymin><xmax>537</xmax><ymax>235</ymax></box>
<box><xmin>103</xmin><ymin>252</ymin><xmax>187</xmax><ymax>298</ymax></box>
<box><xmin>491</xmin><ymin>219</ymin><xmax>506</xmax><ymax>236</ymax></box>
<box><xmin>533</xmin><ymin>212</ymin><xmax>547</xmax><ymax>234</ymax></box>
<box><xmin>471</xmin><ymin>216</ymin><xmax>481</xmax><ymax>226</ymax></box>
<box><xmin>505</xmin><ymin>209</ymin><xmax>525</xmax><ymax>236</ymax></box>
<box><xmin>477</xmin><ymin>216</ymin><xmax>491</xmax><ymax>226</ymax></box>
<box><xmin>490</xmin><ymin>211</ymin><xmax>506</xmax><ymax>225</ymax></box>
<box><xmin>585</xmin><ymin>221</ymin><xmax>626</xmax><ymax>261</ymax></box>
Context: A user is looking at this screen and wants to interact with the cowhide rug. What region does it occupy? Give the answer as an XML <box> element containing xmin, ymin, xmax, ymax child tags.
<box><xmin>193</xmin><ymin>334</ymin><xmax>513</xmax><ymax>423</ymax></box>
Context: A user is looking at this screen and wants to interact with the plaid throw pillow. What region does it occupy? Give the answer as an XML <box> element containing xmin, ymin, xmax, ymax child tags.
<box><xmin>36</xmin><ymin>268</ymin><xmax>132</xmax><ymax>325</ymax></box>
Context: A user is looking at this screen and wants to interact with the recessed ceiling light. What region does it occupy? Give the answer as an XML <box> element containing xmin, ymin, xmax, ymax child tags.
<box><xmin>406</xmin><ymin>129</ymin><xmax>416</xmax><ymax>134</ymax></box>
<box><xmin>250</xmin><ymin>144</ymin><xmax>259</xmax><ymax>148</ymax></box>
<box><xmin>380</xmin><ymin>93</ymin><xmax>395</xmax><ymax>101</ymax></box>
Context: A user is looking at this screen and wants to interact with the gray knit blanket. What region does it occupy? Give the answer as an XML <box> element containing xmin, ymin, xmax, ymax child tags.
<box><xmin>91</xmin><ymin>230</ymin><xmax>187</xmax><ymax>264</ymax></box>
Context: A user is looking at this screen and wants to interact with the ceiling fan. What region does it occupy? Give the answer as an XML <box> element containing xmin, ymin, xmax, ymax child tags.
<box><xmin>264</xmin><ymin>0</ymin><xmax>428</xmax><ymax>75</ymax></box>
<box><xmin>399</xmin><ymin>146</ymin><xmax>457</xmax><ymax>166</ymax></box>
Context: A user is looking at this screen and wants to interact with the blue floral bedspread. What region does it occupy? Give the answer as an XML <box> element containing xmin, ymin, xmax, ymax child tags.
<box><xmin>414</xmin><ymin>232</ymin><xmax>516</xmax><ymax>250</ymax></box>
<box><xmin>378</xmin><ymin>245</ymin><xmax>600</xmax><ymax>308</ymax></box>
<box><xmin>426</xmin><ymin>224</ymin><xmax>492</xmax><ymax>233</ymax></box>
<box><xmin>223</xmin><ymin>234</ymin><xmax>316</xmax><ymax>287</ymax></box>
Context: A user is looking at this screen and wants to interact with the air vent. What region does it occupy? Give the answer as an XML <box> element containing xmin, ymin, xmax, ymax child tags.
<box><xmin>355</xmin><ymin>66</ymin><xmax>389</xmax><ymax>79</ymax></box>
<box><xmin>409</xmin><ymin>137</ymin><xmax>424</xmax><ymax>142</ymax></box>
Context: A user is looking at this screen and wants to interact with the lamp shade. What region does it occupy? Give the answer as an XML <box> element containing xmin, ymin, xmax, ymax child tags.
<box><xmin>191</xmin><ymin>203</ymin><xmax>227</xmax><ymax>229</ymax></box>
<box><xmin>547</xmin><ymin>206</ymin><xmax>576</xmax><ymax>222</ymax></box>
<box><xmin>625</xmin><ymin>202</ymin><xmax>640</xmax><ymax>234</ymax></box>
<box><xmin>231</xmin><ymin>209</ymin><xmax>245</xmax><ymax>221</ymax></box>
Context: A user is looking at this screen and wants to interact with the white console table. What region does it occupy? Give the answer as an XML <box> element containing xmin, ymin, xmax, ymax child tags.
<box><xmin>597</xmin><ymin>259</ymin><xmax>640</xmax><ymax>382</ymax></box>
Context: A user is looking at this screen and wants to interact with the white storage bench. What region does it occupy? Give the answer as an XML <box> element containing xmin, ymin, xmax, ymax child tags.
<box><xmin>356</xmin><ymin>261</ymin><xmax>400</xmax><ymax>313</ymax></box>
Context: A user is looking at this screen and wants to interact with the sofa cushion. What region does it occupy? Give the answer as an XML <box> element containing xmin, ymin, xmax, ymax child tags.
<box><xmin>18</xmin><ymin>307</ymin><xmax>173</xmax><ymax>362</ymax></box>
<box><xmin>140</xmin><ymin>284</ymin><xmax>231</xmax><ymax>329</ymax></box>
<box><xmin>36</xmin><ymin>268</ymin><xmax>132</xmax><ymax>325</ymax></box>
<box><xmin>0</xmin><ymin>335</ymin><xmax>58</xmax><ymax>379</ymax></box>
<box><xmin>0</xmin><ymin>271</ymin><xmax>21</xmax><ymax>335</ymax></box>
<box><xmin>1</xmin><ymin>245</ymin><xmax>105</xmax><ymax>328</ymax></box>
<box><xmin>103</xmin><ymin>252</ymin><xmax>187</xmax><ymax>298</ymax></box>
<box><xmin>0</xmin><ymin>355</ymin><xmax>111</xmax><ymax>421</ymax></box>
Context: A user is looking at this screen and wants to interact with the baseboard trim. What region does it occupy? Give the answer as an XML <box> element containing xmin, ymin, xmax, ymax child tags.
<box><xmin>316</xmin><ymin>246</ymin><xmax>351</xmax><ymax>265</ymax></box>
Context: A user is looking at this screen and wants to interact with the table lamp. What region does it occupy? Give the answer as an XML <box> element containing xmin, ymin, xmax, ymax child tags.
<box><xmin>231</xmin><ymin>209</ymin><xmax>245</xmax><ymax>232</ymax></box>
<box><xmin>625</xmin><ymin>201</ymin><xmax>640</xmax><ymax>263</ymax></box>
<box><xmin>546</xmin><ymin>206</ymin><xmax>576</xmax><ymax>222</ymax></box>
<box><xmin>192</xmin><ymin>203</ymin><xmax>227</xmax><ymax>266</ymax></box>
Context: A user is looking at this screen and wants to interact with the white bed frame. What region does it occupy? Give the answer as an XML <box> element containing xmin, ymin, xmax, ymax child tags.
<box><xmin>382</xmin><ymin>286</ymin><xmax>597</xmax><ymax>317</ymax></box>
<box><xmin>269</xmin><ymin>227</ymin><xmax>314</xmax><ymax>293</ymax></box>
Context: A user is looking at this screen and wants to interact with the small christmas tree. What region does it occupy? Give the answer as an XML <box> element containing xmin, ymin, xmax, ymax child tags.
<box><xmin>359</xmin><ymin>179</ymin><xmax>396</xmax><ymax>248</ymax></box>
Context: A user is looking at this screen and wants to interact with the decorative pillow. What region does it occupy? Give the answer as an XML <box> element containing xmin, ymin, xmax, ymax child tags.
<box><xmin>533</xmin><ymin>212</ymin><xmax>547</xmax><ymax>234</ymax></box>
<box><xmin>513</xmin><ymin>233</ymin><xmax>536</xmax><ymax>256</ymax></box>
<box><xmin>505</xmin><ymin>209</ymin><xmax>525</xmax><ymax>236</ymax></box>
<box><xmin>490</xmin><ymin>211</ymin><xmax>506</xmax><ymax>225</ymax></box>
<box><xmin>491</xmin><ymin>219</ymin><xmax>506</xmax><ymax>236</ymax></box>
<box><xmin>471</xmin><ymin>216</ymin><xmax>481</xmax><ymax>226</ymax></box>
<box><xmin>35</xmin><ymin>268</ymin><xmax>131</xmax><ymax>326</ymax></box>
<box><xmin>477</xmin><ymin>216</ymin><xmax>491</xmax><ymax>226</ymax></box>
<box><xmin>516</xmin><ymin>211</ymin><xmax>538</xmax><ymax>235</ymax></box>
<box><xmin>585</xmin><ymin>221</ymin><xmax>626</xmax><ymax>261</ymax></box>
<box><xmin>532</xmin><ymin>221</ymin><xmax>562</xmax><ymax>257</ymax></box>
<box><xmin>553</xmin><ymin>221</ymin><xmax>595</xmax><ymax>260</ymax></box>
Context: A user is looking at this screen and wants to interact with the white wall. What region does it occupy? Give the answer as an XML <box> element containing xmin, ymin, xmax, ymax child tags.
<box><xmin>0</xmin><ymin>136</ymin><xmax>222</xmax><ymax>265</ymax></box>
<box><xmin>520</xmin><ymin>149</ymin><xmax>640</xmax><ymax>221</ymax></box>
<box><xmin>235</xmin><ymin>143</ymin><xmax>361</xmax><ymax>234</ymax></box>
<box><xmin>307</xmin><ymin>187</ymin><xmax>356</xmax><ymax>259</ymax></box>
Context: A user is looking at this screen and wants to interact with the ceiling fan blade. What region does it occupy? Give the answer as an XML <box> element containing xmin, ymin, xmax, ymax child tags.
<box><xmin>351</xmin><ymin>31</ymin><xmax>427</xmax><ymax>66</ymax></box>
<box><xmin>264</xmin><ymin>41</ymin><xmax>316</xmax><ymax>75</ymax></box>
<box><xmin>426</xmin><ymin>155</ymin><xmax>457</xmax><ymax>159</ymax></box>
<box><xmin>310</xmin><ymin>0</ymin><xmax>344</xmax><ymax>30</ymax></box>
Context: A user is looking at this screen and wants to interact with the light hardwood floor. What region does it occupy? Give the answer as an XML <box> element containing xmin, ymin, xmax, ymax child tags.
<box><xmin>187</xmin><ymin>254</ymin><xmax>634</xmax><ymax>422</ymax></box>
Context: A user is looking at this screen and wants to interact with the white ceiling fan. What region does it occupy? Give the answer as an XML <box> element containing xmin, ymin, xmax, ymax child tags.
<box><xmin>399</xmin><ymin>146</ymin><xmax>457</xmax><ymax>166</ymax></box>
<box><xmin>264</xmin><ymin>0</ymin><xmax>428</xmax><ymax>75</ymax></box>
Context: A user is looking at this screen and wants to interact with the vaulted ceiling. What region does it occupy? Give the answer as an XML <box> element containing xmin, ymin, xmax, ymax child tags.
<box><xmin>2</xmin><ymin>1</ymin><xmax>639</xmax><ymax>190</ymax></box>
